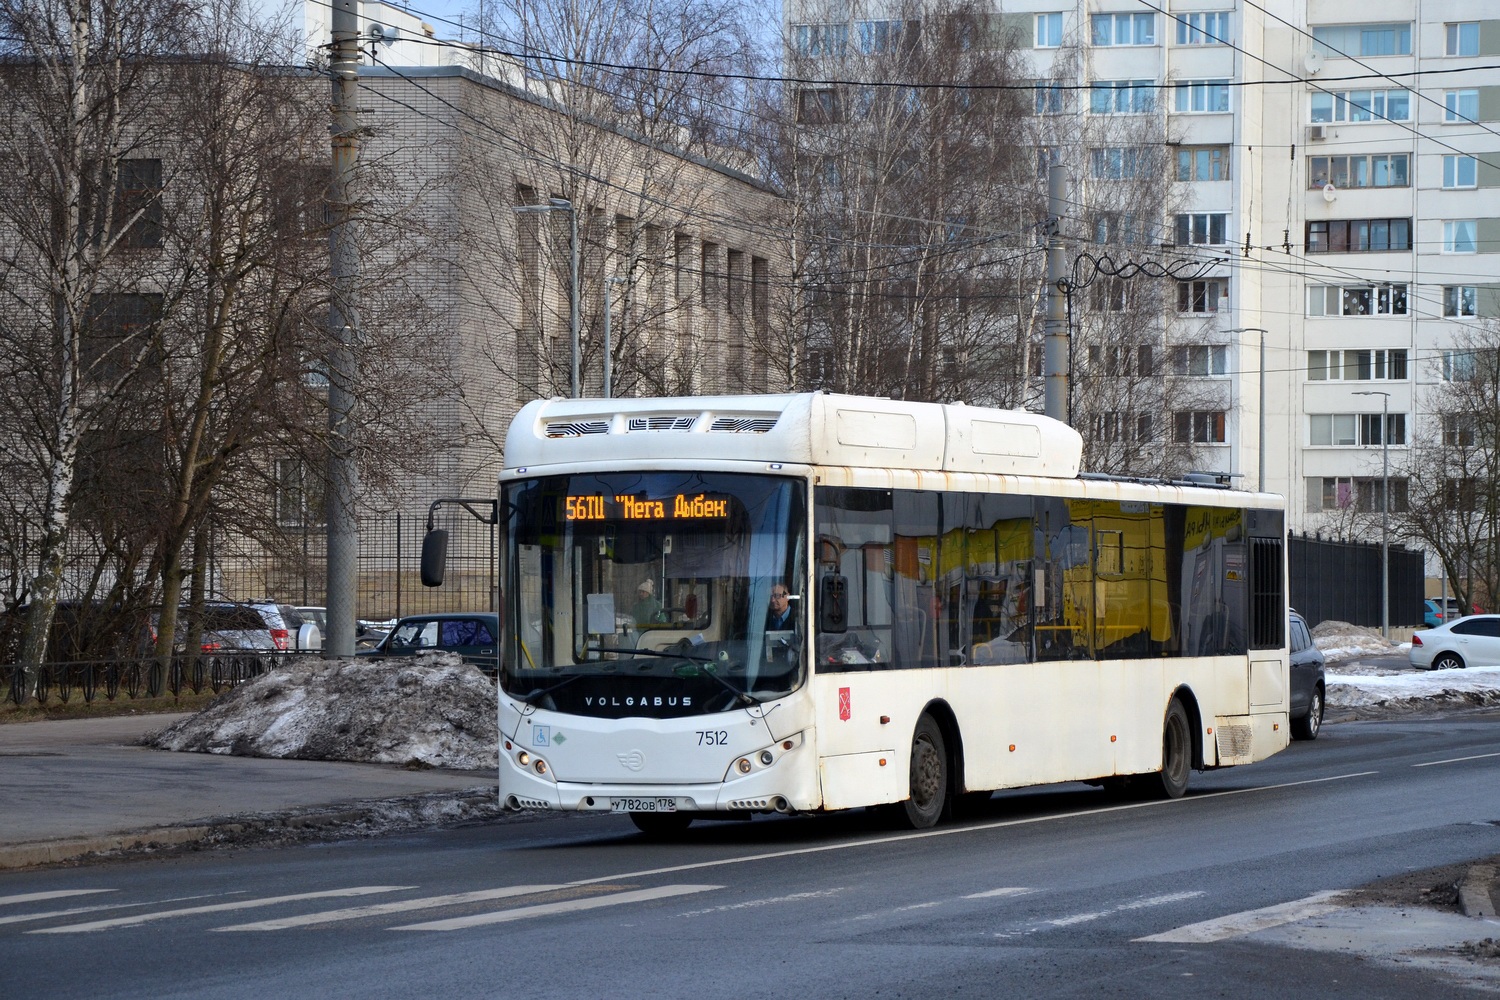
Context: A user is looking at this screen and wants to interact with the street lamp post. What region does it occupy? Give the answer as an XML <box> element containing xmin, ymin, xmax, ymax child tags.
<box><xmin>1354</xmin><ymin>389</ymin><xmax>1391</xmax><ymax>639</ymax></box>
<box><xmin>514</xmin><ymin>198</ymin><xmax>579</xmax><ymax>397</ymax></box>
<box><xmin>1226</xmin><ymin>327</ymin><xmax>1268</xmax><ymax>492</ymax></box>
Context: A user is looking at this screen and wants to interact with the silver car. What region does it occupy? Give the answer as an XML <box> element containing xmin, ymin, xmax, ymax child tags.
<box><xmin>1408</xmin><ymin>613</ymin><xmax>1500</xmax><ymax>670</ymax></box>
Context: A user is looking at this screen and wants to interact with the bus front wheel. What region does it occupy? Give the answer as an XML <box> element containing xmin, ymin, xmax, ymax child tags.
<box><xmin>629</xmin><ymin>811</ymin><xmax>693</xmax><ymax>837</ymax></box>
<box><xmin>902</xmin><ymin>714</ymin><xmax>949</xmax><ymax>829</ymax></box>
<box><xmin>1154</xmin><ymin>699</ymin><xmax>1192</xmax><ymax>800</ymax></box>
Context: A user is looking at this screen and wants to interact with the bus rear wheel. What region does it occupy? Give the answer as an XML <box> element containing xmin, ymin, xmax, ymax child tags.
<box><xmin>1153</xmin><ymin>698</ymin><xmax>1192</xmax><ymax>800</ymax></box>
<box><xmin>902</xmin><ymin>714</ymin><xmax>948</xmax><ymax>829</ymax></box>
<box><xmin>629</xmin><ymin>811</ymin><xmax>693</xmax><ymax>837</ymax></box>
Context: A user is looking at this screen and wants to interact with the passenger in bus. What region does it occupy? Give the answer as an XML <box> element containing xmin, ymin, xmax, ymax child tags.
<box><xmin>632</xmin><ymin>580</ymin><xmax>665</xmax><ymax>626</ymax></box>
<box><xmin>765</xmin><ymin>583</ymin><xmax>794</xmax><ymax>631</ymax></box>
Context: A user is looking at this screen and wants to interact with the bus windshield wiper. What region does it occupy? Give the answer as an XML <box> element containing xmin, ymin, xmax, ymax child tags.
<box><xmin>585</xmin><ymin>644</ymin><xmax>713</xmax><ymax>664</ymax></box>
<box><xmin>517</xmin><ymin>662</ymin><xmax>616</xmax><ymax>704</ymax></box>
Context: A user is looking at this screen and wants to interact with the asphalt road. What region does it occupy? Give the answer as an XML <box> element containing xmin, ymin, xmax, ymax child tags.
<box><xmin>3</xmin><ymin>710</ymin><xmax>1499</xmax><ymax>1000</ymax></box>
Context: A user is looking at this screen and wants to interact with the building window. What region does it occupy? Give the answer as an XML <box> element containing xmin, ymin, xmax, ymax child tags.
<box><xmin>1088</xmin><ymin>343</ymin><xmax>1153</xmax><ymax>375</ymax></box>
<box><xmin>1035</xmin><ymin>12</ymin><xmax>1063</xmax><ymax>48</ymax></box>
<box><xmin>1177</xmin><ymin>146</ymin><xmax>1230</xmax><ymax>181</ymax></box>
<box><xmin>1093</xmin><ymin>212</ymin><xmax>1148</xmax><ymax>245</ymax></box>
<box><xmin>792</xmin><ymin>23</ymin><xmax>848</xmax><ymax>57</ymax></box>
<box><xmin>1091</xmin><ymin>147</ymin><xmax>1149</xmax><ymax>180</ymax></box>
<box><xmin>1092</xmin><ymin>13</ymin><xmax>1154</xmax><ymax>46</ymax></box>
<box><xmin>1033</xmin><ymin>82</ymin><xmax>1065</xmax><ymax>114</ymax></box>
<box><xmin>1309</xmin><ymin>154</ymin><xmax>1408</xmax><ymax>189</ymax></box>
<box><xmin>1308</xmin><ymin>412</ymin><xmax>1405</xmax><ymax>446</ymax></box>
<box><xmin>1445</xmin><ymin>415</ymin><xmax>1477</xmax><ymax>447</ymax></box>
<box><xmin>1306</xmin><ymin>349</ymin><xmax>1408</xmax><ymax>380</ymax></box>
<box><xmin>1176</xmin><ymin>213</ymin><xmax>1228</xmax><ymax>245</ymax></box>
<box><xmin>1173</xmin><ymin>80</ymin><xmax>1230</xmax><ymax>113</ymax></box>
<box><xmin>1305</xmin><ymin>219</ymin><xmax>1411</xmax><ymax>253</ymax></box>
<box><xmin>1035</xmin><ymin>145</ymin><xmax>1062</xmax><ymax>180</ymax></box>
<box><xmin>1095</xmin><ymin>411</ymin><xmax>1154</xmax><ymax>442</ymax></box>
<box><xmin>1173</xmin><ymin>411</ymin><xmax>1225</xmax><ymax>443</ymax></box>
<box><xmin>1177</xmin><ymin>280</ymin><xmax>1226</xmax><ymax>314</ymax></box>
<box><xmin>1311</xmin><ymin>89</ymin><xmax>1410</xmax><ymax>123</ymax></box>
<box><xmin>1090</xmin><ymin>80</ymin><xmax>1154</xmax><ymax>114</ymax></box>
<box><xmin>1306</xmin><ymin>284</ymin><xmax>1408</xmax><ymax>316</ymax></box>
<box><xmin>84</xmin><ymin>293</ymin><xmax>163</xmax><ymax>381</ymax></box>
<box><xmin>1444</xmin><ymin>285</ymin><xmax>1478</xmax><ymax>317</ymax></box>
<box><xmin>1173</xmin><ymin>344</ymin><xmax>1228</xmax><ymax>375</ymax></box>
<box><xmin>1445</xmin><ymin>90</ymin><xmax>1479</xmax><ymax>122</ymax></box>
<box><xmin>1444</xmin><ymin>220</ymin><xmax>1478</xmax><ymax>253</ymax></box>
<box><xmin>1308</xmin><ymin>477</ymin><xmax>1409</xmax><ymax>513</ymax></box>
<box><xmin>1176</xmin><ymin>12</ymin><xmax>1230</xmax><ymax>45</ymax></box>
<box><xmin>1311</xmin><ymin>23</ymin><xmax>1412</xmax><ymax>57</ymax></box>
<box><xmin>1443</xmin><ymin>349</ymin><xmax>1479</xmax><ymax>381</ymax></box>
<box><xmin>275</xmin><ymin>459</ymin><xmax>325</xmax><ymax>528</ymax></box>
<box><xmin>114</xmin><ymin>158</ymin><xmax>163</xmax><ymax>249</ymax></box>
<box><xmin>1443</xmin><ymin>155</ymin><xmax>1479</xmax><ymax>189</ymax></box>
<box><xmin>857</xmin><ymin>20</ymin><xmax>909</xmax><ymax>54</ymax></box>
<box><xmin>797</xmin><ymin>88</ymin><xmax>839</xmax><ymax>123</ymax></box>
<box><xmin>1089</xmin><ymin>278</ymin><xmax>1131</xmax><ymax>312</ymax></box>
<box><xmin>1446</xmin><ymin>22</ymin><xmax>1480</xmax><ymax>57</ymax></box>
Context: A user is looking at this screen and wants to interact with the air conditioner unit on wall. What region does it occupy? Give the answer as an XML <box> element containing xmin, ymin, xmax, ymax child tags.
<box><xmin>1307</xmin><ymin>125</ymin><xmax>1327</xmax><ymax>141</ymax></box>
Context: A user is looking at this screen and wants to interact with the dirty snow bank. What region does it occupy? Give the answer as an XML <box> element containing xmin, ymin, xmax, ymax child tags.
<box><xmin>1311</xmin><ymin>619</ymin><xmax>1404</xmax><ymax>663</ymax></box>
<box><xmin>1312</xmin><ymin>620</ymin><xmax>1500</xmax><ymax>713</ymax></box>
<box><xmin>147</xmin><ymin>652</ymin><xmax>499</xmax><ymax>770</ymax></box>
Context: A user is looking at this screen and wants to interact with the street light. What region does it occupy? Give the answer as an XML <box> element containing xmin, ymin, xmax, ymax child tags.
<box><xmin>514</xmin><ymin>198</ymin><xmax>579</xmax><ymax>398</ymax></box>
<box><xmin>1226</xmin><ymin>327</ymin><xmax>1268</xmax><ymax>492</ymax></box>
<box><xmin>602</xmin><ymin>275</ymin><xmax>628</xmax><ymax>399</ymax></box>
<box><xmin>1354</xmin><ymin>389</ymin><xmax>1391</xmax><ymax>639</ymax></box>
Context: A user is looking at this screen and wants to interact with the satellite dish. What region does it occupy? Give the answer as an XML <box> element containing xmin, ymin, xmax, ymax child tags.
<box><xmin>1304</xmin><ymin>50</ymin><xmax>1324</xmax><ymax>74</ymax></box>
<box><xmin>1322</xmin><ymin>183</ymin><xmax>1337</xmax><ymax>202</ymax></box>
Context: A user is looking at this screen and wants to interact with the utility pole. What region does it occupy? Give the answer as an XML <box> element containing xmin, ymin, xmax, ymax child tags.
<box><xmin>1354</xmin><ymin>390</ymin><xmax>1391</xmax><ymax>639</ymax></box>
<box><xmin>1044</xmin><ymin>163</ymin><xmax>1069</xmax><ymax>425</ymax></box>
<box><xmin>325</xmin><ymin>0</ymin><xmax>363</xmax><ymax>656</ymax></box>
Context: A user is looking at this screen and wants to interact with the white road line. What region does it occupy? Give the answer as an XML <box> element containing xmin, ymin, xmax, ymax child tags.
<box><xmin>551</xmin><ymin>772</ymin><xmax>1379</xmax><ymax>891</ymax></box>
<box><xmin>677</xmin><ymin>888</ymin><xmax>845</xmax><ymax>917</ymax></box>
<box><xmin>964</xmin><ymin>888</ymin><xmax>1035</xmax><ymax>899</ymax></box>
<box><xmin>213</xmin><ymin>885</ymin><xmax>568</xmax><ymax>931</ymax></box>
<box><xmin>0</xmin><ymin>893</ymin><xmax>238</xmax><ymax>928</ymax></box>
<box><xmin>1042</xmin><ymin>891</ymin><xmax>1205</xmax><ymax>930</ymax></box>
<box><xmin>392</xmin><ymin>884</ymin><xmax>721</xmax><ymax>931</ymax></box>
<box><xmin>29</xmin><ymin>886</ymin><xmax>413</xmax><ymax>934</ymax></box>
<box><xmin>1133</xmin><ymin>890</ymin><xmax>1349</xmax><ymax>943</ymax></box>
<box><xmin>0</xmin><ymin>890</ymin><xmax>113</xmax><ymax>906</ymax></box>
<box><xmin>1413</xmin><ymin>751</ymin><xmax>1500</xmax><ymax>768</ymax></box>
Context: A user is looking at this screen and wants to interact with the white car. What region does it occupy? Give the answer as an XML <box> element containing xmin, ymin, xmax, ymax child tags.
<box><xmin>1408</xmin><ymin>613</ymin><xmax>1500</xmax><ymax>670</ymax></box>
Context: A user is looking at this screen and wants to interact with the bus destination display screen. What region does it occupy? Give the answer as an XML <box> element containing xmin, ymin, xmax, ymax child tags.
<box><xmin>565</xmin><ymin>493</ymin><xmax>731</xmax><ymax>522</ymax></box>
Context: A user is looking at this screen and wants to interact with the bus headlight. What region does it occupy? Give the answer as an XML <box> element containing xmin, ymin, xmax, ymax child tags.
<box><xmin>723</xmin><ymin>732</ymin><xmax>804</xmax><ymax>781</ymax></box>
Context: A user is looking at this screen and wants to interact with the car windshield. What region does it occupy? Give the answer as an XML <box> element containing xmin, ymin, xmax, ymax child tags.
<box><xmin>502</xmin><ymin>472</ymin><xmax>806</xmax><ymax>717</ymax></box>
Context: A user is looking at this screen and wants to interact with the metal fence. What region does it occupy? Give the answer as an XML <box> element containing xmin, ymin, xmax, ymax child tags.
<box><xmin>214</xmin><ymin>510</ymin><xmax>499</xmax><ymax>623</ymax></box>
<box><xmin>1</xmin><ymin>652</ymin><xmax>296</xmax><ymax>707</ymax></box>
<box><xmin>1289</xmin><ymin>533</ymin><xmax>1426</xmax><ymax>629</ymax></box>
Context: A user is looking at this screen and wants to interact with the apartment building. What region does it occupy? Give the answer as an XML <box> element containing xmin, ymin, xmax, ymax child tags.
<box><xmin>784</xmin><ymin>1</ymin><xmax>1500</xmax><ymax>544</ymax></box>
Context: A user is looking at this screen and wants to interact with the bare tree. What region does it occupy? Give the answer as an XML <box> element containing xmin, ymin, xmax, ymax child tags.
<box><xmin>0</xmin><ymin>0</ymin><xmax>195</xmax><ymax>670</ymax></box>
<box><xmin>1397</xmin><ymin>328</ymin><xmax>1500</xmax><ymax>611</ymax></box>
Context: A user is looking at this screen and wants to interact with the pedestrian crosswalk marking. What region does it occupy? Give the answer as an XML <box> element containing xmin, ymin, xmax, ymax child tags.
<box><xmin>392</xmin><ymin>884</ymin><xmax>722</xmax><ymax>931</ymax></box>
<box><xmin>0</xmin><ymin>893</ymin><xmax>236</xmax><ymax>927</ymax></box>
<box><xmin>214</xmin><ymin>885</ymin><xmax>570</xmax><ymax>931</ymax></box>
<box><xmin>963</xmin><ymin>887</ymin><xmax>1034</xmax><ymax>899</ymax></box>
<box><xmin>1134</xmin><ymin>890</ymin><xmax>1348</xmax><ymax>943</ymax></box>
<box><xmin>0</xmin><ymin>890</ymin><xmax>114</xmax><ymax>907</ymax></box>
<box><xmin>29</xmin><ymin>886</ymin><xmax>413</xmax><ymax>934</ymax></box>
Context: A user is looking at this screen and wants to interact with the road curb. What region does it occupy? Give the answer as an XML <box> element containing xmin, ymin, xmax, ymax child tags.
<box><xmin>1459</xmin><ymin>863</ymin><xmax>1498</xmax><ymax>919</ymax></box>
<box><xmin>0</xmin><ymin>788</ymin><xmax>503</xmax><ymax>871</ymax></box>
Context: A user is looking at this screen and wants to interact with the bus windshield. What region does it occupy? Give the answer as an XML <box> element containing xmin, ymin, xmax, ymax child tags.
<box><xmin>502</xmin><ymin>472</ymin><xmax>806</xmax><ymax>718</ymax></box>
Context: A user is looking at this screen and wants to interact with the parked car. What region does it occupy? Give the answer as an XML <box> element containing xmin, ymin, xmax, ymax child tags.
<box><xmin>1409</xmin><ymin>613</ymin><xmax>1500</xmax><ymax>670</ymax></box>
<box><xmin>357</xmin><ymin>612</ymin><xmax>499</xmax><ymax>673</ymax></box>
<box><xmin>1424</xmin><ymin>598</ymin><xmax>1464</xmax><ymax>628</ymax></box>
<box><xmin>1288</xmin><ymin>610</ymin><xmax>1326</xmax><ymax>740</ymax></box>
<box><xmin>166</xmin><ymin>601</ymin><xmax>320</xmax><ymax>653</ymax></box>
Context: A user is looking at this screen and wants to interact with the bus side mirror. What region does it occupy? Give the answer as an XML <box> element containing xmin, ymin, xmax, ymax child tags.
<box><xmin>819</xmin><ymin>574</ymin><xmax>848</xmax><ymax>633</ymax></box>
<box><xmin>420</xmin><ymin>529</ymin><xmax>449</xmax><ymax>588</ymax></box>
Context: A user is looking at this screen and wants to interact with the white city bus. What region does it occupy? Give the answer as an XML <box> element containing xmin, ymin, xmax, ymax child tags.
<box><xmin>494</xmin><ymin>393</ymin><xmax>1289</xmax><ymax>833</ymax></box>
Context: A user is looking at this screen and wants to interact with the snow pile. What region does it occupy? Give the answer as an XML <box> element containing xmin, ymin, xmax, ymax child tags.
<box><xmin>148</xmin><ymin>653</ymin><xmax>499</xmax><ymax>770</ymax></box>
<box><xmin>1328</xmin><ymin>663</ymin><xmax>1500</xmax><ymax>711</ymax></box>
<box><xmin>1311</xmin><ymin>619</ymin><xmax>1403</xmax><ymax>663</ymax></box>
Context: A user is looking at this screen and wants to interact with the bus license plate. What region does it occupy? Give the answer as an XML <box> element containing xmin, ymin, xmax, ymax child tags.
<box><xmin>610</xmin><ymin>797</ymin><xmax>676</xmax><ymax>813</ymax></box>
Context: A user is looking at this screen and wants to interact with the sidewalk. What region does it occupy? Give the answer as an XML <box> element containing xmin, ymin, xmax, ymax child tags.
<box><xmin>0</xmin><ymin>713</ymin><xmax>496</xmax><ymax>870</ymax></box>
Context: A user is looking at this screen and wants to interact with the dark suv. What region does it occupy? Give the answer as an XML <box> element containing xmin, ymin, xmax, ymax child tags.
<box><xmin>1288</xmin><ymin>610</ymin><xmax>1326</xmax><ymax>741</ymax></box>
<box><xmin>358</xmin><ymin>612</ymin><xmax>499</xmax><ymax>673</ymax></box>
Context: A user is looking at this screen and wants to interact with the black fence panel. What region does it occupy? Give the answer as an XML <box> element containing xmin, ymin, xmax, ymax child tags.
<box><xmin>1289</xmin><ymin>534</ymin><xmax>1425</xmax><ymax>629</ymax></box>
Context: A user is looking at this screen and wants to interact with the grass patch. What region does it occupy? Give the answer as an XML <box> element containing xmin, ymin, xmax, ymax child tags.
<box><xmin>0</xmin><ymin>690</ymin><xmax>223</xmax><ymax>724</ymax></box>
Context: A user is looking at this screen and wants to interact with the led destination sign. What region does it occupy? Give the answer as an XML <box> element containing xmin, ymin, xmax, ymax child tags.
<box><xmin>565</xmin><ymin>493</ymin><xmax>730</xmax><ymax>522</ymax></box>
